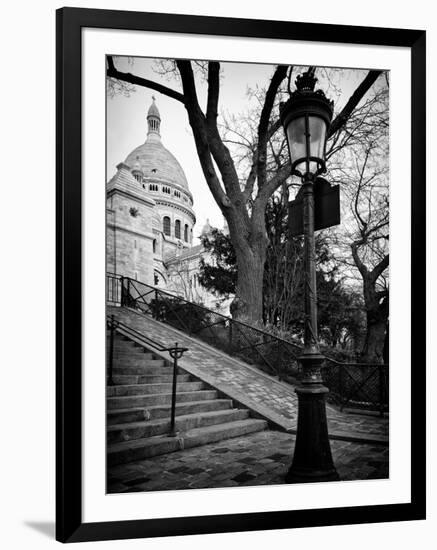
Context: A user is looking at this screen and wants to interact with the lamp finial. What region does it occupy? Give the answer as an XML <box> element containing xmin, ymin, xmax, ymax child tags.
<box><xmin>295</xmin><ymin>69</ymin><xmax>318</xmax><ymax>92</ymax></box>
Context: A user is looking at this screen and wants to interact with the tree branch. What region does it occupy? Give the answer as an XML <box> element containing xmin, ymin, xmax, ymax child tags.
<box><xmin>257</xmin><ymin>65</ymin><xmax>289</xmax><ymax>191</ymax></box>
<box><xmin>258</xmin><ymin>161</ymin><xmax>291</xmax><ymax>203</ymax></box>
<box><xmin>106</xmin><ymin>55</ymin><xmax>185</xmax><ymax>103</ymax></box>
<box><xmin>351</xmin><ymin>241</ymin><xmax>368</xmax><ymax>278</ymax></box>
<box><xmin>207</xmin><ymin>62</ymin><xmax>220</xmax><ymax>122</ymax></box>
<box><xmin>201</xmin><ymin>62</ymin><xmax>243</xmax><ymax>203</ymax></box>
<box><xmin>370</xmin><ymin>253</ymin><xmax>389</xmax><ymax>282</ymax></box>
<box><xmin>328</xmin><ymin>70</ymin><xmax>383</xmax><ymax>137</ymax></box>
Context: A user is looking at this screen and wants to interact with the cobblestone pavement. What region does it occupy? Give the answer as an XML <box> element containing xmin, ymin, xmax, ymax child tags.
<box><xmin>109</xmin><ymin>307</ymin><xmax>388</xmax><ymax>441</ymax></box>
<box><xmin>108</xmin><ymin>430</ymin><xmax>389</xmax><ymax>493</ymax></box>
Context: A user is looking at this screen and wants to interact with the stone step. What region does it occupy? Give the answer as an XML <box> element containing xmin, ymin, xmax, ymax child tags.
<box><xmin>107</xmin><ymin>408</ymin><xmax>250</xmax><ymax>444</ymax></box>
<box><xmin>113</xmin><ymin>350</ymin><xmax>155</xmax><ymax>360</ymax></box>
<box><xmin>111</xmin><ymin>374</ymin><xmax>191</xmax><ymax>385</ymax></box>
<box><xmin>109</xmin><ymin>340</ymin><xmax>139</xmax><ymax>348</ymax></box>
<box><xmin>108</xmin><ymin>418</ymin><xmax>267</xmax><ymax>465</ymax></box>
<box><xmin>113</xmin><ymin>337</ymin><xmax>156</xmax><ymax>349</ymax></box>
<box><xmin>107</xmin><ymin>399</ymin><xmax>234</xmax><ymax>425</ymax></box>
<box><xmin>112</xmin><ymin>358</ymin><xmax>165</xmax><ymax>368</ymax></box>
<box><xmin>107</xmin><ymin>381</ymin><xmax>205</xmax><ymax>397</ymax></box>
<box><xmin>111</xmin><ymin>338</ymin><xmax>150</xmax><ymax>347</ymax></box>
<box><xmin>112</xmin><ymin>365</ymin><xmax>173</xmax><ymax>376</ymax></box>
<box><xmin>107</xmin><ymin>390</ymin><xmax>218</xmax><ymax>410</ymax></box>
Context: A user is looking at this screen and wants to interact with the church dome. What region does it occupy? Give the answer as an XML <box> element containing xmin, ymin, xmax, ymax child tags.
<box><xmin>125</xmin><ymin>140</ymin><xmax>189</xmax><ymax>191</ymax></box>
<box><xmin>125</xmin><ymin>97</ymin><xmax>190</xmax><ymax>192</ymax></box>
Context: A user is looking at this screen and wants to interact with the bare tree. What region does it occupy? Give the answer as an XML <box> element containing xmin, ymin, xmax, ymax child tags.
<box><xmin>166</xmin><ymin>258</ymin><xmax>195</xmax><ymax>302</ymax></box>
<box><xmin>329</xmin><ymin>139</ymin><xmax>389</xmax><ymax>363</ymax></box>
<box><xmin>107</xmin><ymin>56</ymin><xmax>382</xmax><ymax>324</ymax></box>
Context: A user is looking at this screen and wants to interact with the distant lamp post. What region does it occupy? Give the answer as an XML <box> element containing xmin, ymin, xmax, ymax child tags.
<box><xmin>280</xmin><ymin>69</ymin><xmax>339</xmax><ymax>483</ymax></box>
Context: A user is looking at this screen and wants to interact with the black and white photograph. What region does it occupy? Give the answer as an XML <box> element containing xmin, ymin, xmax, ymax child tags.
<box><xmin>1</xmin><ymin>0</ymin><xmax>432</xmax><ymax>547</ymax></box>
<box><xmin>105</xmin><ymin>56</ymin><xmax>390</xmax><ymax>493</ymax></box>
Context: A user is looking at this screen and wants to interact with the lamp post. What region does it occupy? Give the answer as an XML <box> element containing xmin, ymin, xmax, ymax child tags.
<box><xmin>280</xmin><ymin>69</ymin><xmax>339</xmax><ymax>483</ymax></box>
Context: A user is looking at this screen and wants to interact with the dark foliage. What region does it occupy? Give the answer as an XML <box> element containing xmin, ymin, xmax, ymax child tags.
<box><xmin>198</xmin><ymin>228</ymin><xmax>237</xmax><ymax>296</ymax></box>
<box><xmin>148</xmin><ymin>296</ymin><xmax>209</xmax><ymax>334</ymax></box>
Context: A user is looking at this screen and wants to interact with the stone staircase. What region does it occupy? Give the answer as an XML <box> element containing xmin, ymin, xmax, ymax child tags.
<box><xmin>107</xmin><ymin>331</ymin><xmax>267</xmax><ymax>466</ymax></box>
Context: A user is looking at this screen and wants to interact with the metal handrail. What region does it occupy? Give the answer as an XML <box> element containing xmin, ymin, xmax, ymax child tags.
<box><xmin>107</xmin><ymin>273</ymin><xmax>389</xmax><ymax>413</ymax></box>
<box><xmin>107</xmin><ymin>273</ymin><xmax>386</xmax><ymax>362</ymax></box>
<box><xmin>106</xmin><ymin>314</ymin><xmax>188</xmax><ymax>436</ymax></box>
<box><xmin>119</xmin><ymin>275</ymin><xmax>301</xmax><ymax>376</ymax></box>
<box><xmin>118</xmin><ymin>274</ymin><xmax>387</xmax><ymax>365</ymax></box>
<box><xmin>124</xmin><ymin>275</ymin><xmax>303</xmax><ymax>351</ymax></box>
<box><xmin>323</xmin><ymin>356</ymin><xmax>388</xmax><ymax>368</ymax></box>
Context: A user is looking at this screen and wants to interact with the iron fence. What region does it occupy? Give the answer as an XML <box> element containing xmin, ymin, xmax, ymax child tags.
<box><xmin>112</xmin><ymin>274</ymin><xmax>301</xmax><ymax>379</ymax></box>
<box><xmin>322</xmin><ymin>358</ymin><xmax>389</xmax><ymax>415</ymax></box>
<box><xmin>106</xmin><ymin>272</ymin><xmax>122</xmax><ymax>306</ymax></box>
<box><xmin>106</xmin><ymin>273</ymin><xmax>388</xmax><ymax>414</ymax></box>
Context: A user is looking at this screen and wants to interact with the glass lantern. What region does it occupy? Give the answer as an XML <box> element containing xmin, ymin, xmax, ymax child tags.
<box><xmin>280</xmin><ymin>71</ymin><xmax>333</xmax><ymax>178</ymax></box>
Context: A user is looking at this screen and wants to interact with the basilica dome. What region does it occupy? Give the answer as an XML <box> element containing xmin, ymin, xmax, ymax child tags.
<box><xmin>124</xmin><ymin>97</ymin><xmax>190</xmax><ymax>193</ymax></box>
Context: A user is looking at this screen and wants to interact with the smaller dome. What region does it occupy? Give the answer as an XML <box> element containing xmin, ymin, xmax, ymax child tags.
<box><xmin>132</xmin><ymin>157</ymin><xmax>143</xmax><ymax>174</ymax></box>
<box><xmin>201</xmin><ymin>218</ymin><xmax>213</xmax><ymax>236</ymax></box>
<box><xmin>147</xmin><ymin>96</ymin><xmax>161</xmax><ymax>119</ymax></box>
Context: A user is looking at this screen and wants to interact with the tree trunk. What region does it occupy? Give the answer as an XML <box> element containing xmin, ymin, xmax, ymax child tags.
<box><xmin>361</xmin><ymin>288</ymin><xmax>388</xmax><ymax>363</ymax></box>
<box><xmin>383</xmin><ymin>320</ymin><xmax>389</xmax><ymax>364</ymax></box>
<box><xmin>230</xmin><ymin>245</ymin><xmax>266</xmax><ymax>324</ymax></box>
<box><xmin>361</xmin><ymin>314</ymin><xmax>387</xmax><ymax>364</ymax></box>
<box><xmin>352</xmin><ymin>242</ymin><xmax>389</xmax><ymax>364</ymax></box>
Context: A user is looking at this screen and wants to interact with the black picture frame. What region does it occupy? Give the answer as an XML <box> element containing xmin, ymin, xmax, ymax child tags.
<box><xmin>56</xmin><ymin>7</ymin><xmax>426</xmax><ymax>543</ymax></box>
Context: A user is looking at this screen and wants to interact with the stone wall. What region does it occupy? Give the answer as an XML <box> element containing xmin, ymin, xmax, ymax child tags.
<box><xmin>106</xmin><ymin>189</ymin><xmax>155</xmax><ymax>286</ymax></box>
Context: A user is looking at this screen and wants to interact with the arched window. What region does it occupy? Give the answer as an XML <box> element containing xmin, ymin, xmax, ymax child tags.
<box><xmin>175</xmin><ymin>219</ymin><xmax>181</xmax><ymax>239</ymax></box>
<box><xmin>152</xmin><ymin>239</ymin><xmax>157</xmax><ymax>253</ymax></box>
<box><xmin>163</xmin><ymin>216</ymin><xmax>171</xmax><ymax>236</ymax></box>
<box><xmin>184</xmin><ymin>224</ymin><xmax>189</xmax><ymax>242</ymax></box>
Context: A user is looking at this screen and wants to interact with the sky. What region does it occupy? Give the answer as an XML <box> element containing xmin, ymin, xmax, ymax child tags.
<box><xmin>106</xmin><ymin>57</ymin><xmax>376</xmax><ymax>244</ymax></box>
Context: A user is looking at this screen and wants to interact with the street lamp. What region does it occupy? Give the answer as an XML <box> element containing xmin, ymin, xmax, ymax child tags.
<box><xmin>280</xmin><ymin>69</ymin><xmax>339</xmax><ymax>483</ymax></box>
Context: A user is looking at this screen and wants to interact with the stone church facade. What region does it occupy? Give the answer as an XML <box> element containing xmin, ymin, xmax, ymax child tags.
<box><xmin>106</xmin><ymin>98</ymin><xmax>231</xmax><ymax>313</ymax></box>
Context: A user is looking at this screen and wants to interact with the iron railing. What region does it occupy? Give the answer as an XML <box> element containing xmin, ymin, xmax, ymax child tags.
<box><xmin>106</xmin><ymin>272</ymin><xmax>122</xmax><ymax>307</ymax></box>
<box><xmin>106</xmin><ymin>314</ymin><xmax>188</xmax><ymax>435</ymax></box>
<box><xmin>107</xmin><ymin>274</ymin><xmax>388</xmax><ymax>414</ymax></box>
<box><xmin>116</xmin><ymin>274</ymin><xmax>302</xmax><ymax>380</ymax></box>
<box><xmin>322</xmin><ymin>357</ymin><xmax>389</xmax><ymax>416</ymax></box>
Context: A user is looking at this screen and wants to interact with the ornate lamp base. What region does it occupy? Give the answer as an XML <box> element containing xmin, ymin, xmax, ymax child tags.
<box><xmin>285</xmin><ymin>353</ymin><xmax>340</xmax><ymax>484</ymax></box>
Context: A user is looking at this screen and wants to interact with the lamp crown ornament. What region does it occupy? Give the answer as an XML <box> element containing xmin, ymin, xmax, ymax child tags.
<box><xmin>295</xmin><ymin>69</ymin><xmax>318</xmax><ymax>92</ymax></box>
<box><xmin>280</xmin><ymin>70</ymin><xmax>334</xmax><ymax>122</ymax></box>
<box><xmin>288</xmin><ymin>69</ymin><xmax>334</xmax><ymax>110</ymax></box>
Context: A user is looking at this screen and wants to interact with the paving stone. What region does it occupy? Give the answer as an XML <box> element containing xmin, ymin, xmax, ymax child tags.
<box><xmin>124</xmin><ymin>476</ymin><xmax>152</xmax><ymax>486</ymax></box>
<box><xmin>267</xmin><ymin>453</ymin><xmax>289</xmax><ymax>462</ymax></box>
<box><xmin>232</xmin><ymin>471</ymin><xmax>257</xmax><ymax>483</ymax></box>
<box><xmin>108</xmin><ymin>429</ymin><xmax>388</xmax><ymax>493</ymax></box>
<box><xmin>185</xmin><ymin>467</ymin><xmax>204</xmax><ymax>475</ymax></box>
